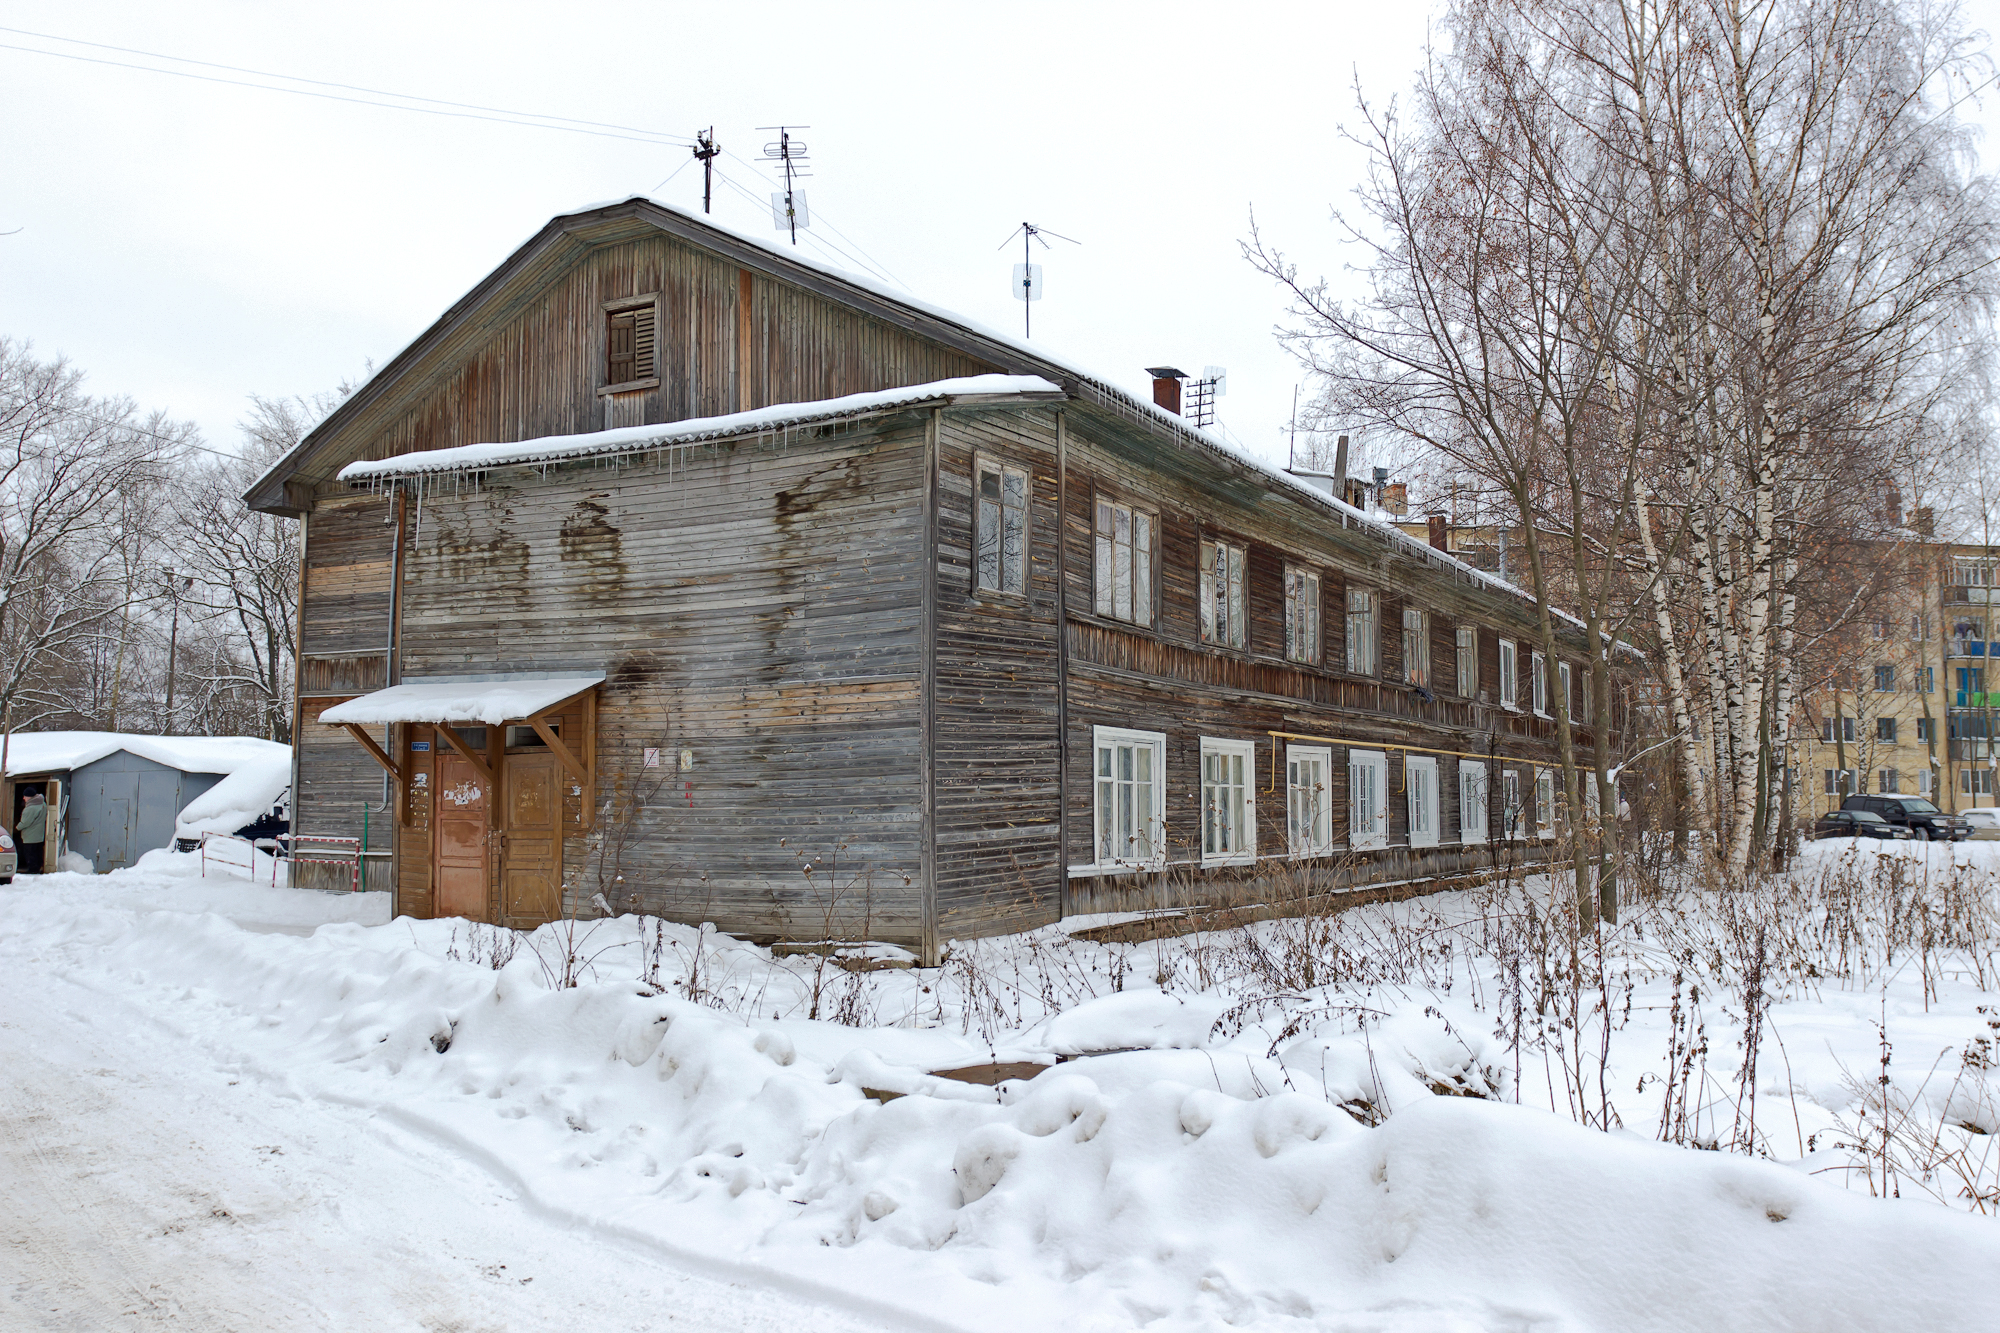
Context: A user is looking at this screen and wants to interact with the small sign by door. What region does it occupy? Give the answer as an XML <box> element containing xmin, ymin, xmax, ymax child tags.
<box><xmin>644</xmin><ymin>748</ymin><xmax>661</xmax><ymax>768</ymax></box>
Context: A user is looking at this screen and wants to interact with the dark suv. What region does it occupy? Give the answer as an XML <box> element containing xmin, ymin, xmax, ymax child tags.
<box><xmin>1840</xmin><ymin>794</ymin><xmax>1972</xmax><ymax>841</ymax></box>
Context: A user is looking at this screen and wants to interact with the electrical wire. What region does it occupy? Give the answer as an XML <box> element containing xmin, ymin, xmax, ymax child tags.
<box><xmin>0</xmin><ymin>36</ymin><xmax>694</xmax><ymax>148</ymax></box>
<box><xmin>707</xmin><ymin>162</ymin><xmax>905</xmax><ymax>291</ymax></box>
<box><xmin>719</xmin><ymin>149</ymin><xmax>909</xmax><ymax>289</ymax></box>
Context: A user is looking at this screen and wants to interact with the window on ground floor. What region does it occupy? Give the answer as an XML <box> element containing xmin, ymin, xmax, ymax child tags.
<box><xmin>1091</xmin><ymin>727</ymin><xmax>1165</xmax><ymax>870</ymax></box>
<box><xmin>1200</xmin><ymin>736</ymin><xmax>1256</xmax><ymax>867</ymax></box>
<box><xmin>1459</xmin><ymin>761</ymin><xmax>1488</xmax><ymax>844</ymax></box>
<box><xmin>1349</xmin><ymin>749</ymin><xmax>1387</xmax><ymax>850</ymax></box>
<box><xmin>1406</xmin><ymin>755</ymin><xmax>1440</xmax><ymax>849</ymax></box>
<box><xmin>1286</xmin><ymin>744</ymin><xmax>1333</xmax><ymax>857</ymax></box>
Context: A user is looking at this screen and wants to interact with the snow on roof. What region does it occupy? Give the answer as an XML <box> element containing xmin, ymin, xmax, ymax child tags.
<box><xmin>2</xmin><ymin>732</ymin><xmax>289</xmax><ymax>780</ymax></box>
<box><xmin>319</xmin><ymin>673</ymin><xmax>607</xmax><ymax>727</ymax></box>
<box><xmin>174</xmin><ymin>752</ymin><xmax>294</xmax><ymax>838</ymax></box>
<box><xmin>310</xmin><ymin>195</ymin><xmax>1606</xmax><ymax>642</ymax></box>
<box><xmin>337</xmin><ymin>376</ymin><xmax>1061</xmax><ymax>482</ymax></box>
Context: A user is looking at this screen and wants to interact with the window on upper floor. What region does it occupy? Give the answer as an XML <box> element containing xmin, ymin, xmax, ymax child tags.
<box><xmin>1284</xmin><ymin>566</ymin><xmax>1321</xmax><ymax>664</ymax></box>
<box><xmin>1917</xmin><ymin>716</ymin><xmax>1935</xmax><ymax>742</ymax></box>
<box><xmin>1403</xmin><ymin>606</ymin><xmax>1429</xmax><ymax>686</ymax></box>
<box><xmin>1200</xmin><ymin>538</ymin><xmax>1248</xmax><ymax>649</ymax></box>
<box><xmin>1456</xmin><ymin>627</ymin><xmax>1478</xmax><ymax>698</ymax></box>
<box><xmin>1559</xmin><ymin>660</ymin><xmax>1574</xmax><ymax>719</ymax></box>
<box><xmin>1877</xmin><ymin>716</ymin><xmax>1898</xmax><ymax>743</ymax></box>
<box><xmin>604</xmin><ymin>296</ymin><xmax>658</xmax><ymax>389</ymax></box>
<box><xmin>1498</xmin><ymin>639</ymin><xmax>1518</xmax><ymax>709</ymax></box>
<box><xmin>1875</xmin><ymin>664</ymin><xmax>1895</xmax><ymax>692</ymax></box>
<box><xmin>1919</xmin><ymin>666</ymin><xmax>1936</xmax><ymax>693</ymax></box>
<box><xmin>1531</xmin><ymin>651</ymin><xmax>1549</xmax><ymax>716</ymax></box>
<box><xmin>1822</xmin><ymin>716</ymin><xmax>1858</xmax><ymax>744</ymax></box>
<box><xmin>1093</xmin><ymin>497</ymin><xmax>1155</xmax><ymax>627</ymax></box>
<box><xmin>974</xmin><ymin>458</ymin><xmax>1029</xmax><ymax>595</ymax></box>
<box><xmin>1346</xmin><ymin>588</ymin><xmax>1378</xmax><ymax>676</ymax></box>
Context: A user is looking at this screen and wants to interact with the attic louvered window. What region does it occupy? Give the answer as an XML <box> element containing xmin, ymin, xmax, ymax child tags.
<box><xmin>604</xmin><ymin>296</ymin><xmax>658</xmax><ymax>390</ymax></box>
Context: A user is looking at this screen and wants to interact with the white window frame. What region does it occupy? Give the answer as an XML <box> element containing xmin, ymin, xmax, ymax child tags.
<box><xmin>1346</xmin><ymin>588</ymin><xmax>1378</xmax><ymax>676</ymax></box>
<box><xmin>1403</xmin><ymin>606</ymin><xmax>1429</xmax><ymax>686</ymax></box>
<box><xmin>974</xmin><ymin>456</ymin><xmax>1029</xmax><ymax>596</ymax></box>
<box><xmin>1532</xmin><ymin>651</ymin><xmax>1549</xmax><ymax>717</ymax></box>
<box><xmin>1535</xmin><ymin>766</ymin><xmax>1556</xmax><ymax>837</ymax></box>
<box><xmin>1559</xmin><ymin>661</ymin><xmax>1574</xmax><ymax>719</ymax></box>
<box><xmin>1456</xmin><ymin>626</ymin><xmax>1478</xmax><ymax>699</ymax></box>
<box><xmin>1199</xmin><ymin>538</ymin><xmax>1248</xmax><ymax>649</ymax></box>
<box><xmin>1349</xmin><ymin>749</ymin><xmax>1387</xmax><ymax>850</ymax></box>
<box><xmin>1093</xmin><ymin>497</ymin><xmax>1155</xmax><ymax>627</ymax></box>
<box><xmin>1919</xmin><ymin>770</ymin><xmax>1936</xmax><ymax>797</ymax></box>
<box><xmin>1498</xmin><ymin>639</ymin><xmax>1519</xmax><ymax>710</ymax></box>
<box><xmin>1086</xmin><ymin>726</ymin><xmax>1166</xmax><ymax>873</ymax></box>
<box><xmin>1502</xmin><ymin>769</ymin><xmax>1522</xmax><ymax>838</ymax></box>
<box><xmin>1286</xmin><ymin>744</ymin><xmax>1334</xmax><ymax>858</ymax></box>
<box><xmin>1199</xmin><ymin>737</ymin><xmax>1257</xmax><ymax>867</ymax></box>
<box><xmin>1459</xmin><ymin>761</ymin><xmax>1488</xmax><ymax>844</ymax></box>
<box><xmin>1406</xmin><ymin>754</ymin><xmax>1440</xmax><ymax>848</ymax></box>
<box><xmin>1284</xmin><ymin>566</ymin><xmax>1320</xmax><ymax>664</ymax></box>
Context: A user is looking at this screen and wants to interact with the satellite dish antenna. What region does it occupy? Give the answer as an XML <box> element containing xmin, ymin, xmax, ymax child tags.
<box><xmin>997</xmin><ymin>222</ymin><xmax>1079</xmax><ymax>338</ymax></box>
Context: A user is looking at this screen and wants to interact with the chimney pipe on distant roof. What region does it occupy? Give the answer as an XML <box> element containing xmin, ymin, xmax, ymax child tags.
<box><xmin>1333</xmin><ymin>433</ymin><xmax>1350</xmax><ymax>493</ymax></box>
<box><xmin>1146</xmin><ymin>366</ymin><xmax>1187</xmax><ymax>416</ymax></box>
<box><xmin>1428</xmin><ymin>514</ymin><xmax>1449</xmax><ymax>551</ymax></box>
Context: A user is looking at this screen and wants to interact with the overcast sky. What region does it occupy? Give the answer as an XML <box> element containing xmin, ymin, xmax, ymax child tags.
<box><xmin>5</xmin><ymin>1</ymin><xmax>2000</xmax><ymax>482</ymax></box>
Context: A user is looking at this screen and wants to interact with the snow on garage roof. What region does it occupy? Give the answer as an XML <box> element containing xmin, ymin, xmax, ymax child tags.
<box><xmin>318</xmin><ymin>673</ymin><xmax>607</xmax><ymax>727</ymax></box>
<box><xmin>2</xmin><ymin>732</ymin><xmax>288</xmax><ymax>779</ymax></box>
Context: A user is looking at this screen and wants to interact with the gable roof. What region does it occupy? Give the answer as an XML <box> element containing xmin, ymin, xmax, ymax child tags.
<box><xmin>251</xmin><ymin>195</ymin><xmax>1606</xmax><ymax>642</ymax></box>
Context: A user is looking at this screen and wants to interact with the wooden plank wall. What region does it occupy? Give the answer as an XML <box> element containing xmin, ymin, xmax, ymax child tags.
<box><xmin>296</xmin><ymin>493</ymin><xmax>397</xmax><ymax>889</ymax></box>
<box><xmin>315</xmin><ymin>235</ymin><xmax>995</xmax><ymax>483</ymax></box>
<box><xmin>1053</xmin><ymin>406</ymin><xmax>1589</xmax><ymax>917</ymax></box>
<box><xmin>928</xmin><ymin>410</ymin><xmax>1065</xmax><ymax>942</ymax></box>
<box><xmin>385</xmin><ymin>415</ymin><xmax>932</xmax><ymax>946</ymax></box>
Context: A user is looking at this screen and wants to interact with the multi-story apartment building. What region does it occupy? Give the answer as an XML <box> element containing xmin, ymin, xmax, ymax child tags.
<box><xmin>1798</xmin><ymin>540</ymin><xmax>2000</xmax><ymax>818</ymax></box>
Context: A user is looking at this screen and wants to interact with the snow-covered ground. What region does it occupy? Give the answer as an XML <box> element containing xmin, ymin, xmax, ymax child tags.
<box><xmin>3</xmin><ymin>843</ymin><xmax>1997</xmax><ymax>1330</ymax></box>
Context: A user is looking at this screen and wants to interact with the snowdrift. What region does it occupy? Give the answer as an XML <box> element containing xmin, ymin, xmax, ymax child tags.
<box><xmin>5</xmin><ymin>890</ymin><xmax>1993</xmax><ymax>1333</ymax></box>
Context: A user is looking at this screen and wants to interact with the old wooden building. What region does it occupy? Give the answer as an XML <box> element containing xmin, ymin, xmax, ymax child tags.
<box><xmin>249</xmin><ymin>197</ymin><xmax>1614</xmax><ymax>958</ymax></box>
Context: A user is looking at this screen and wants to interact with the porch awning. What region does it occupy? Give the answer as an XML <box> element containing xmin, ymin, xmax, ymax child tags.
<box><xmin>319</xmin><ymin>672</ymin><xmax>605</xmax><ymax>727</ymax></box>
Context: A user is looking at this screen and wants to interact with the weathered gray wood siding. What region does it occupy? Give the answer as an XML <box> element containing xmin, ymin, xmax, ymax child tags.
<box><xmin>386</xmin><ymin>414</ymin><xmax>932</xmax><ymax>945</ymax></box>
<box><xmin>927</xmin><ymin>408</ymin><xmax>1065</xmax><ymax>942</ymax></box>
<box><xmin>295</xmin><ymin>493</ymin><xmax>397</xmax><ymax>888</ymax></box>
<box><xmin>1053</xmin><ymin>404</ymin><xmax>1596</xmax><ymax>916</ymax></box>
<box><xmin>300</xmin><ymin>233</ymin><xmax>996</xmax><ymax>488</ymax></box>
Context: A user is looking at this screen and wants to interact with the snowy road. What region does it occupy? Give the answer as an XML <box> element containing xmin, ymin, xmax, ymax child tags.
<box><xmin>0</xmin><ymin>958</ymin><xmax>900</xmax><ymax>1333</ymax></box>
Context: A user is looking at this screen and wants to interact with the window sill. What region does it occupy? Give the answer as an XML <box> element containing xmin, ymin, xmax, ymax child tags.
<box><xmin>1067</xmin><ymin>861</ymin><xmax>1164</xmax><ymax>878</ymax></box>
<box><xmin>1200</xmin><ymin>852</ymin><xmax>1256</xmax><ymax>870</ymax></box>
<box><xmin>598</xmin><ymin>377</ymin><xmax>660</xmax><ymax>397</ymax></box>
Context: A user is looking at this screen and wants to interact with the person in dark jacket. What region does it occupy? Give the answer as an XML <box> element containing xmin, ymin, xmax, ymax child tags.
<box><xmin>16</xmin><ymin>790</ymin><xmax>46</xmax><ymax>875</ymax></box>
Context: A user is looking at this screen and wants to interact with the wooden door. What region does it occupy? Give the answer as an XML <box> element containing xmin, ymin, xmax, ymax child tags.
<box><xmin>433</xmin><ymin>750</ymin><xmax>489</xmax><ymax>920</ymax></box>
<box><xmin>502</xmin><ymin>753</ymin><xmax>561</xmax><ymax>926</ymax></box>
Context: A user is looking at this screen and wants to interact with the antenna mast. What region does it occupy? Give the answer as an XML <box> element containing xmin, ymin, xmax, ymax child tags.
<box><xmin>758</xmin><ymin>125</ymin><xmax>812</xmax><ymax>244</ymax></box>
<box><xmin>998</xmin><ymin>221</ymin><xmax>1079</xmax><ymax>338</ymax></box>
<box><xmin>691</xmin><ymin>128</ymin><xmax>720</xmax><ymax>214</ymax></box>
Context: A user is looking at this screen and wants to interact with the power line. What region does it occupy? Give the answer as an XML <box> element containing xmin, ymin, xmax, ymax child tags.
<box><xmin>0</xmin><ymin>37</ymin><xmax>695</xmax><ymax>148</ymax></box>
<box><xmin>709</xmin><ymin>157</ymin><xmax>906</xmax><ymax>290</ymax></box>
<box><xmin>0</xmin><ymin>25</ymin><xmax>697</xmax><ymax>143</ymax></box>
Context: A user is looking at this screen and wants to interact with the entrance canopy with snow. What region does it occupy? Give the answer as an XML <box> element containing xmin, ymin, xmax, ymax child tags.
<box><xmin>320</xmin><ymin>673</ymin><xmax>606</xmax><ymax>728</ymax></box>
<box><xmin>319</xmin><ymin>673</ymin><xmax>603</xmax><ymax>825</ymax></box>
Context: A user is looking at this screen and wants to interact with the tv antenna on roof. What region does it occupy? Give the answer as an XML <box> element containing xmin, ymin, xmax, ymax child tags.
<box><xmin>997</xmin><ymin>222</ymin><xmax>1079</xmax><ymax>338</ymax></box>
<box><xmin>691</xmin><ymin>127</ymin><xmax>721</xmax><ymax>214</ymax></box>
<box><xmin>758</xmin><ymin>125</ymin><xmax>811</xmax><ymax>244</ymax></box>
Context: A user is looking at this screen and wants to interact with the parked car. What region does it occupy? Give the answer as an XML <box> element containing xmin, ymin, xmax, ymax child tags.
<box><xmin>1814</xmin><ymin>809</ymin><xmax>1913</xmax><ymax>841</ymax></box>
<box><xmin>1959</xmin><ymin>808</ymin><xmax>2000</xmax><ymax>841</ymax></box>
<box><xmin>0</xmin><ymin>830</ymin><xmax>14</xmax><ymax>882</ymax></box>
<box><xmin>1839</xmin><ymin>794</ymin><xmax>1972</xmax><ymax>841</ymax></box>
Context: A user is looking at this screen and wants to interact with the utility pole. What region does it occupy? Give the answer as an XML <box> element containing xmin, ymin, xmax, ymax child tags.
<box><xmin>691</xmin><ymin>128</ymin><xmax>720</xmax><ymax>214</ymax></box>
<box><xmin>162</xmin><ymin>569</ymin><xmax>190</xmax><ymax>732</ymax></box>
